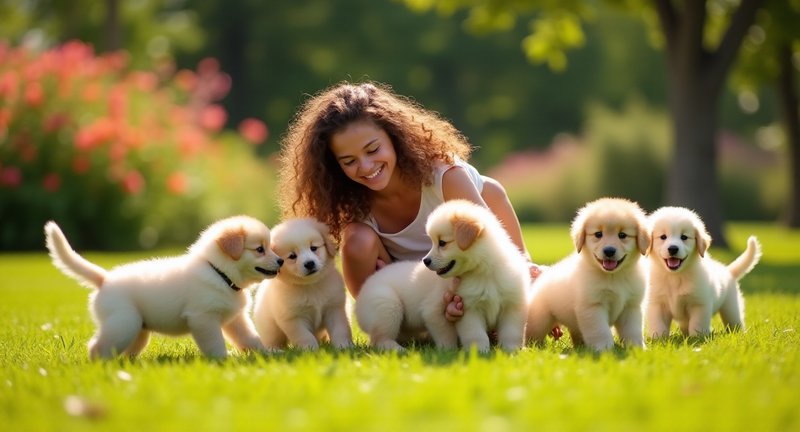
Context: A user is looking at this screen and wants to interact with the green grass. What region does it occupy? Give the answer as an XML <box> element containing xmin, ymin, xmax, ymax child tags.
<box><xmin>1</xmin><ymin>223</ymin><xmax>799</xmax><ymax>431</ymax></box>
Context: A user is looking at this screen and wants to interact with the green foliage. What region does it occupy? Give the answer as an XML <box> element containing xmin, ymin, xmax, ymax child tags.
<box><xmin>0</xmin><ymin>40</ymin><xmax>274</xmax><ymax>250</ymax></box>
<box><xmin>497</xmin><ymin>99</ymin><xmax>787</xmax><ymax>222</ymax></box>
<box><xmin>0</xmin><ymin>223</ymin><xmax>798</xmax><ymax>430</ymax></box>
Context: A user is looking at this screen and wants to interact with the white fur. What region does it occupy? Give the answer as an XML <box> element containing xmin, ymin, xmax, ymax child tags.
<box><xmin>44</xmin><ymin>216</ymin><xmax>283</xmax><ymax>359</ymax></box>
<box><xmin>646</xmin><ymin>206</ymin><xmax>762</xmax><ymax>338</ymax></box>
<box><xmin>526</xmin><ymin>197</ymin><xmax>650</xmax><ymax>351</ymax></box>
<box><xmin>355</xmin><ymin>199</ymin><xmax>530</xmax><ymax>353</ymax></box>
<box><xmin>253</xmin><ymin>218</ymin><xmax>353</xmax><ymax>350</ymax></box>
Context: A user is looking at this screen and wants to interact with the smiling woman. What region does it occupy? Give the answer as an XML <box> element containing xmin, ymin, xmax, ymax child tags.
<box><xmin>276</xmin><ymin>81</ymin><xmax>539</xmax><ymax>304</ymax></box>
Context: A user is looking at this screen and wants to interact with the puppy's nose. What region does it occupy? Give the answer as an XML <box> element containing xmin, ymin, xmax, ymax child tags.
<box><xmin>423</xmin><ymin>257</ymin><xmax>432</xmax><ymax>267</ymax></box>
<box><xmin>603</xmin><ymin>247</ymin><xmax>616</xmax><ymax>258</ymax></box>
<box><xmin>277</xmin><ymin>258</ymin><xmax>284</xmax><ymax>267</ymax></box>
<box><xmin>304</xmin><ymin>261</ymin><xmax>316</xmax><ymax>271</ymax></box>
<box><xmin>667</xmin><ymin>245</ymin><xmax>679</xmax><ymax>256</ymax></box>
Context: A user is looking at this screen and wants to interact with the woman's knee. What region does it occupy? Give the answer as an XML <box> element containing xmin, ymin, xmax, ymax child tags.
<box><xmin>481</xmin><ymin>176</ymin><xmax>510</xmax><ymax>204</ymax></box>
<box><xmin>341</xmin><ymin>223</ymin><xmax>381</xmax><ymax>258</ymax></box>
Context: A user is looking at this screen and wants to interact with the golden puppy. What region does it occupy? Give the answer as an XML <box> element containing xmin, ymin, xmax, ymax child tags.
<box><xmin>356</xmin><ymin>200</ymin><xmax>530</xmax><ymax>352</ymax></box>
<box><xmin>646</xmin><ymin>206</ymin><xmax>762</xmax><ymax>338</ymax></box>
<box><xmin>253</xmin><ymin>218</ymin><xmax>353</xmax><ymax>350</ymax></box>
<box><xmin>526</xmin><ymin>198</ymin><xmax>650</xmax><ymax>351</ymax></box>
<box><xmin>44</xmin><ymin>216</ymin><xmax>283</xmax><ymax>360</ymax></box>
<box><xmin>354</xmin><ymin>260</ymin><xmax>458</xmax><ymax>351</ymax></box>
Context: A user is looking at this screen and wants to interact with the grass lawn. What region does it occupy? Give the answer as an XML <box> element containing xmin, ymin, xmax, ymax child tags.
<box><xmin>1</xmin><ymin>223</ymin><xmax>798</xmax><ymax>431</ymax></box>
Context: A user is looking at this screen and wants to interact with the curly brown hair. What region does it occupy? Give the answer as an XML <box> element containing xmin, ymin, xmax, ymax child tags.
<box><xmin>277</xmin><ymin>81</ymin><xmax>473</xmax><ymax>242</ymax></box>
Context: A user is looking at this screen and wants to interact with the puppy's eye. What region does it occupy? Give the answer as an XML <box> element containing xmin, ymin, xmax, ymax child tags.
<box><xmin>660</xmin><ymin>235</ymin><xmax>667</xmax><ymax>240</ymax></box>
<box><xmin>594</xmin><ymin>232</ymin><xmax>602</xmax><ymax>239</ymax></box>
<box><xmin>618</xmin><ymin>232</ymin><xmax>628</xmax><ymax>240</ymax></box>
<box><xmin>310</xmin><ymin>246</ymin><xmax>318</xmax><ymax>252</ymax></box>
<box><xmin>288</xmin><ymin>252</ymin><xmax>297</xmax><ymax>260</ymax></box>
<box><xmin>256</xmin><ymin>246</ymin><xmax>265</xmax><ymax>254</ymax></box>
<box><xmin>680</xmin><ymin>235</ymin><xmax>688</xmax><ymax>241</ymax></box>
<box><xmin>438</xmin><ymin>240</ymin><xmax>446</xmax><ymax>247</ymax></box>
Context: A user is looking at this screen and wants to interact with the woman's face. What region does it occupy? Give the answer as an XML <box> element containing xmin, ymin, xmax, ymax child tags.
<box><xmin>329</xmin><ymin>119</ymin><xmax>397</xmax><ymax>191</ymax></box>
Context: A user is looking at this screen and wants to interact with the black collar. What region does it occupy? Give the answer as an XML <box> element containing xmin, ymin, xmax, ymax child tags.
<box><xmin>208</xmin><ymin>262</ymin><xmax>241</xmax><ymax>291</ymax></box>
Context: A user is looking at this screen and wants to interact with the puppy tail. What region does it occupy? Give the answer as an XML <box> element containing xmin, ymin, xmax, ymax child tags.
<box><xmin>727</xmin><ymin>236</ymin><xmax>762</xmax><ymax>281</ymax></box>
<box><xmin>44</xmin><ymin>221</ymin><xmax>106</xmax><ymax>289</ymax></box>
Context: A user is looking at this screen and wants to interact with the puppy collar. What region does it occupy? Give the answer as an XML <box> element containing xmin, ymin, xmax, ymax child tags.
<box><xmin>208</xmin><ymin>262</ymin><xmax>241</xmax><ymax>291</ymax></box>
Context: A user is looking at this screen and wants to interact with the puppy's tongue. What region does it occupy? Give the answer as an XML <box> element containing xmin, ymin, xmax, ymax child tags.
<box><xmin>602</xmin><ymin>259</ymin><xmax>618</xmax><ymax>271</ymax></box>
<box><xmin>666</xmin><ymin>258</ymin><xmax>682</xmax><ymax>270</ymax></box>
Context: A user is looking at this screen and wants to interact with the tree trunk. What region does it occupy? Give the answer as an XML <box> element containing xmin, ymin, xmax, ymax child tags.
<box><xmin>655</xmin><ymin>0</ymin><xmax>763</xmax><ymax>249</ymax></box>
<box><xmin>777</xmin><ymin>43</ymin><xmax>800</xmax><ymax>227</ymax></box>
<box><xmin>104</xmin><ymin>0</ymin><xmax>121</xmax><ymax>52</ymax></box>
<box><xmin>666</xmin><ymin>72</ymin><xmax>728</xmax><ymax>247</ymax></box>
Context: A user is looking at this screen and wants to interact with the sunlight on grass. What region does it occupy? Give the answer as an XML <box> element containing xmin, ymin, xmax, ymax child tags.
<box><xmin>1</xmin><ymin>222</ymin><xmax>798</xmax><ymax>431</ymax></box>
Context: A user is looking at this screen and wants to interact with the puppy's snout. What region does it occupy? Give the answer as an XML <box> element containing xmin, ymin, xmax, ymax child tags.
<box><xmin>423</xmin><ymin>257</ymin><xmax>432</xmax><ymax>267</ymax></box>
<box><xmin>667</xmin><ymin>245</ymin><xmax>679</xmax><ymax>256</ymax></box>
<box><xmin>603</xmin><ymin>247</ymin><xmax>616</xmax><ymax>258</ymax></box>
<box><xmin>304</xmin><ymin>260</ymin><xmax>316</xmax><ymax>271</ymax></box>
<box><xmin>276</xmin><ymin>258</ymin><xmax>284</xmax><ymax>267</ymax></box>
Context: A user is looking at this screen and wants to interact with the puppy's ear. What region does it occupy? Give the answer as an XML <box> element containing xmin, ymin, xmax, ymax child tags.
<box><xmin>637</xmin><ymin>224</ymin><xmax>651</xmax><ymax>256</ymax></box>
<box><xmin>315</xmin><ymin>221</ymin><xmax>338</xmax><ymax>257</ymax></box>
<box><xmin>695</xmin><ymin>226</ymin><xmax>712</xmax><ymax>257</ymax></box>
<box><xmin>217</xmin><ymin>228</ymin><xmax>245</xmax><ymax>260</ymax></box>
<box><xmin>571</xmin><ymin>219</ymin><xmax>586</xmax><ymax>253</ymax></box>
<box><xmin>453</xmin><ymin>215</ymin><xmax>483</xmax><ymax>250</ymax></box>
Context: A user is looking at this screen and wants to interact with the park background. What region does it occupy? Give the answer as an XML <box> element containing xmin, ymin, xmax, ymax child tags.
<box><xmin>2</xmin><ymin>2</ymin><xmax>800</xmax><ymax>431</ymax></box>
<box><xmin>1</xmin><ymin>0</ymin><xmax>798</xmax><ymax>251</ymax></box>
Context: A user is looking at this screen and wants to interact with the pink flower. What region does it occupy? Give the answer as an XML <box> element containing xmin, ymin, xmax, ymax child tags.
<box><xmin>44</xmin><ymin>113</ymin><xmax>70</xmax><ymax>133</ymax></box>
<box><xmin>0</xmin><ymin>166</ymin><xmax>22</xmax><ymax>188</ymax></box>
<box><xmin>238</xmin><ymin>118</ymin><xmax>268</xmax><ymax>145</ymax></box>
<box><xmin>167</xmin><ymin>172</ymin><xmax>189</xmax><ymax>195</ymax></box>
<box><xmin>200</xmin><ymin>104</ymin><xmax>227</xmax><ymax>131</ymax></box>
<box><xmin>122</xmin><ymin>170</ymin><xmax>144</xmax><ymax>195</ymax></box>
<box><xmin>43</xmin><ymin>173</ymin><xmax>61</xmax><ymax>192</ymax></box>
<box><xmin>72</xmin><ymin>156</ymin><xmax>90</xmax><ymax>174</ymax></box>
<box><xmin>24</xmin><ymin>81</ymin><xmax>44</xmax><ymax>107</ymax></box>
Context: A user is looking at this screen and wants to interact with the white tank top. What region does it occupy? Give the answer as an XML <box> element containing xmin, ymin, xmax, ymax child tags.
<box><xmin>363</xmin><ymin>159</ymin><xmax>485</xmax><ymax>261</ymax></box>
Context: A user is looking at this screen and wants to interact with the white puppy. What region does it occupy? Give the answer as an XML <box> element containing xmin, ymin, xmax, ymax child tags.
<box><xmin>356</xmin><ymin>199</ymin><xmax>530</xmax><ymax>352</ymax></box>
<box><xmin>253</xmin><ymin>218</ymin><xmax>353</xmax><ymax>350</ymax></box>
<box><xmin>646</xmin><ymin>206</ymin><xmax>762</xmax><ymax>338</ymax></box>
<box><xmin>44</xmin><ymin>216</ymin><xmax>283</xmax><ymax>359</ymax></box>
<box><xmin>526</xmin><ymin>197</ymin><xmax>650</xmax><ymax>351</ymax></box>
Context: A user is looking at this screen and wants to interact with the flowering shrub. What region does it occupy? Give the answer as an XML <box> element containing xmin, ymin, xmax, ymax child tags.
<box><xmin>0</xmin><ymin>40</ymin><xmax>272</xmax><ymax>250</ymax></box>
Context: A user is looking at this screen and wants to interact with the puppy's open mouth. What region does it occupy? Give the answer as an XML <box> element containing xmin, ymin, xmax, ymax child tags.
<box><xmin>255</xmin><ymin>266</ymin><xmax>279</xmax><ymax>276</ymax></box>
<box><xmin>664</xmin><ymin>258</ymin><xmax>683</xmax><ymax>271</ymax></box>
<box><xmin>598</xmin><ymin>256</ymin><xmax>625</xmax><ymax>272</ymax></box>
<box><xmin>436</xmin><ymin>260</ymin><xmax>456</xmax><ymax>275</ymax></box>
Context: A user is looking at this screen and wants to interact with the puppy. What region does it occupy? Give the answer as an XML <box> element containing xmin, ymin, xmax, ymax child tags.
<box><xmin>253</xmin><ymin>218</ymin><xmax>353</xmax><ymax>350</ymax></box>
<box><xmin>356</xmin><ymin>199</ymin><xmax>530</xmax><ymax>352</ymax></box>
<box><xmin>355</xmin><ymin>260</ymin><xmax>458</xmax><ymax>351</ymax></box>
<box><xmin>44</xmin><ymin>216</ymin><xmax>283</xmax><ymax>360</ymax></box>
<box><xmin>646</xmin><ymin>206</ymin><xmax>762</xmax><ymax>338</ymax></box>
<box><xmin>526</xmin><ymin>198</ymin><xmax>650</xmax><ymax>351</ymax></box>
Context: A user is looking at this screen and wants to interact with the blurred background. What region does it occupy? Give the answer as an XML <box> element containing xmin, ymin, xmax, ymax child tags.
<box><xmin>0</xmin><ymin>0</ymin><xmax>797</xmax><ymax>250</ymax></box>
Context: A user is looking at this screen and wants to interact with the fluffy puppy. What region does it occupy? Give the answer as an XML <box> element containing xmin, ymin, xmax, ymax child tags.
<box><xmin>526</xmin><ymin>198</ymin><xmax>650</xmax><ymax>351</ymax></box>
<box><xmin>44</xmin><ymin>216</ymin><xmax>283</xmax><ymax>360</ymax></box>
<box><xmin>356</xmin><ymin>199</ymin><xmax>530</xmax><ymax>352</ymax></box>
<box><xmin>646</xmin><ymin>206</ymin><xmax>762</xmax><ymax>338</ymax></box>
<box><xmin>355</xmin><ymin>260</ymin><xmax>458</xmax><ymax>351</ymax></box>
<box><xmin>253</xmin><ymin>218</ymin><xmax>353</xmax><ymax>350</ymax></box>
<box><xmin>424</xmin><ymin>200</ymin><xmax>531</xmax><ymax>352</ymax></box>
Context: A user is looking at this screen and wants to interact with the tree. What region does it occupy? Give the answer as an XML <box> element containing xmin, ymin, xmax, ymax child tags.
<box><xmin>405</xmin><ymin>0</ymin><xmax>782</xmax><ymax>248</ymax></box>
<box><xmin>731</xmin><ymin>0</ymin><xmax>800</xmax><ymax>227</ymax></box>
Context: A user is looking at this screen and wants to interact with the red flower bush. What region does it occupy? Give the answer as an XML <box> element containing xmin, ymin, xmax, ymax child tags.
<box><xmin>0</xmin><ymin>40</ymin><xmax>271</xmax><ymax>250</ymax></box>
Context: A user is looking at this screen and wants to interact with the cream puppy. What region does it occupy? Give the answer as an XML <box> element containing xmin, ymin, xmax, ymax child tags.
<box><xmin>526</xmin><ymin>198</ymin><xmax>650</xmax><ymax>351</ymax></box>
<box><xmin>424</xmin><ymin>200</ymin><xmax>530</xmax><ymax>352</ymax></box>
<box><xmin>355</xmin><ymin>260</ymin><xmax>458</xmax><ymax>351</ymax></box>
<box><xmin>646</xmin><ymin>206</ymin><xmax>762</xmax><ymax>338</ymax></box>
<box><xmin>356</xmin><ymin>199</ymin><xmax>530</xmax><ymax>352</ymax></box>
<box><xmin>253</xmin><ymin>218</ymin><xmax>353</xmax><ymax>350</ymax></box>
<box><xmin>44</xmin><ymin>216</ymin><xmax>283</xmax><ymax>360</ymax></box>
